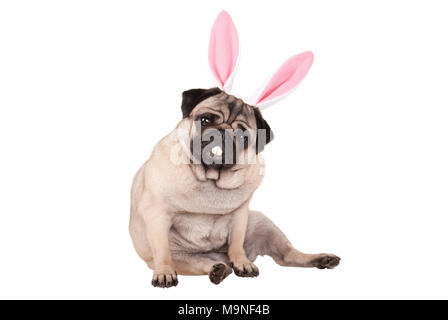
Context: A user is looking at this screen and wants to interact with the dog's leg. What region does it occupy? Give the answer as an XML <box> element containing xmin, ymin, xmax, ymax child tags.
<box><xmin>138</xmin><ymin>199</ymin><xmax>178</xmax><ymax>288</ymax></box>
<box><xmin>171</xmin><ymin>252</ymin><xmax>233</xmax><ymax>285</ymax></box>
<box><xmin>228</xmin><ymin>202</ymin><xmax>259</xmax><ymax>277</ymax></box>
<box><xmin>244</xmin><ymin>211</ymin><xmax>341</xmax><ymax>269</ymax></box>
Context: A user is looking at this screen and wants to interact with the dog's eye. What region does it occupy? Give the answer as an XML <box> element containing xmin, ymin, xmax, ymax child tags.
<box><xmin>236</xmin><ymin>129</ymin><xmax>249</xmax><ymax>147</ymax></box>
<box><xmin>201</xmin><ymin>116</ymin><xmax>211</xmax><ymax>127</ymax></box>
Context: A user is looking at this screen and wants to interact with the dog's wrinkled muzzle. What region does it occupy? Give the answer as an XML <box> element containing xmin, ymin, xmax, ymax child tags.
<box><xmin>198</xmin><ymin>128</ymin><xmax>237</xmax><ymax>169</ymax></box>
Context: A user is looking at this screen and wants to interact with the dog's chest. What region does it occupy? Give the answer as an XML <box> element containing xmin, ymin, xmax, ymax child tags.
<box><xmin>169</xmin><ymin>212</ymin><xmax>232</xmax><ymax>253</ymax></box>
<box><xmin>170</xmin><ymin>180</ymin><xmax>251</xmax><ymax>215</ymax></box>
<box><xmin>163</xmin><ymin>176</ymin><xmax>249</xmax><ymax>215</ymax></box>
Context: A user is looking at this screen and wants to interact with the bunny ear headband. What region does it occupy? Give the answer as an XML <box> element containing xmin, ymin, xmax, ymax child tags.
<box><xmin>208</xmin><ymin>11</ymin><xmax>314</xmax><ymax>110</ymax></box>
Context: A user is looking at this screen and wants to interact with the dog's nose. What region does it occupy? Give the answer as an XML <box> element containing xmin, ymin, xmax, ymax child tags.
<box><xmin>200</xmin><ymin>128</ymin><xmax>236</xmax><ymax>168</ymax></box>
<box><xmin>211</xmin><ymin>145</ymin><xmax>223</xmax><ymax>156</ymax></box>
<box><xmin>214</xmin><ymin>129</ymin><xmax>235</xmax><ymax>168</ymax></box>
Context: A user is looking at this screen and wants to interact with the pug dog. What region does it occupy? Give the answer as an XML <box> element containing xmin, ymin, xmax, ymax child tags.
<box><xmin>130</xmin><ymin>11</ymin><xmax>340</xmax><ymax>287</ymax></box>
<box><xmin>129</xmin><ymin>88</ymin><xmax>340</xmax><ymax>288</ymax></box>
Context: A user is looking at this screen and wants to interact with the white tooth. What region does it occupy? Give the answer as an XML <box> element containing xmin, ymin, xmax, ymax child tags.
<box><xmin>211</xmin><ymin>146</ymin><xmax>223</xmax><ymax>156</ymax></box>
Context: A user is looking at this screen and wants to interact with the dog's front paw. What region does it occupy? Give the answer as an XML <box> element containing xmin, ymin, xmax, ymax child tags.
<box><xmin>230</xmin><ymin>258</ymin><xmax>259</xmax><ymax>277</ymax></box>
<box><xmin>151</xmin><ymin>266</ymin><xmax>178</xmax><ymax>288</ymax></box>
<box><xmin>311</xmin><ymin>254</ymin><xmax>341</xmax><ymax>269</ymax></box>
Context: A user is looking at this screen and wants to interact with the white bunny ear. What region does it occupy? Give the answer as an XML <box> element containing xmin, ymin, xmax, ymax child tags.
<box><xmin>208</xmin><ymin>11</ymin><xmax>240</xmax><ymax>91</ymax></box>
<box><xmin>249</xmin><ymin>51</ymin><xmax>314</xmax><ymax>109</ymax></box>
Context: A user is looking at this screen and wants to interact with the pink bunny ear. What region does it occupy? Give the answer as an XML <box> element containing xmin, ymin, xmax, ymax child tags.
<box><xmin>208</xmin><ymin>11</ymin><xmax>239</xmax><ymax>91</ymax></box>
<box><xmin>250</xmin><ymin>51</ymin><xmax>314</xmax><ymax>109</ymax></box>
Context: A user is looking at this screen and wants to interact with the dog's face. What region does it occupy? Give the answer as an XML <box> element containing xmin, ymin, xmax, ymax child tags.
<box><xmin>181</xmin><ymin>88</ymin><xmax>273</xmax><ymax>170</ymax></box>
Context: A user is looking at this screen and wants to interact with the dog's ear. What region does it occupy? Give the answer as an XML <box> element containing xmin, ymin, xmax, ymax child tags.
<box><xmin>254</xmin><ymin>107</ymin><xmax>274</xmax><ymax>153</ymax></box>
<box><xmin>181</xmin><ymin>87</ymin><xmax>222</xmax><ymax>118</ymax></box>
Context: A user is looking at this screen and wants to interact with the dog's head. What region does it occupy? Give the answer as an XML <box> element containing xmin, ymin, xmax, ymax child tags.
<box><xmin>181</xmin><ymin>87</ymin><xmax>273</xmax><ymax>170</ymax></box>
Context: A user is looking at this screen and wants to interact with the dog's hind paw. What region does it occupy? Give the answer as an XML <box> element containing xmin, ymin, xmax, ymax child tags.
<box><xmin>209</xmin><ymin>263</ymin><xmax>232</xmax><ymax>285</ymax></box>
<box><xmin>311</xmin><ymin>254</ymin><xmax>341</xmax><ymax>269</ymax></box>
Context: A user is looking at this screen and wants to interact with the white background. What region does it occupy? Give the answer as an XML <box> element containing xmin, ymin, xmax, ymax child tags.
<box><xmin>1</xmin><ymin>0</ymin><xmax>447</xmax><ymax>299</ymax></box>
